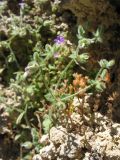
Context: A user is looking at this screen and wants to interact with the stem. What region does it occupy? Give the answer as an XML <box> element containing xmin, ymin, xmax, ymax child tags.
<box><xmin>20</xmin><ymin>145</ymin><xmax>23</xmax><ymax>160</ymax></box>
<box><xmin>1</xmin><ymin>52</ymin><xmax>9</xmax><ymax>68</ymax></box>
<box><xmin>40</xmin><ymin>67</ymin><xmax>57</xmax><ymax>102</ymax></box>
<box><xmin>7</xmin><ymin>43</ymin><xmax>20</xmax><ymax>69</ymax></box>
<box><xmin>56</xmin><ymin>43</ymin><xmax>81</xmax><ymax>89</ymax></box>
<box><xmin>95</xmin><ymin>67</ymin><xmax>103</xmax><ymax>80</ymax></box>
<box><xmin>7</xmin><ymin>35</ymin><xmax>16</xmax><ymax>43</ymax></box>
<box><xmin>61</xmin><ymin>84</ymin><xmax>93</xmax><ymax>101</ymax></box>
<box><xmin>76</xmin><ymin>43</ymin><xmax>81</xmax><ymax>56</ymax></box>
<box><xmin>20</xmin><ymin>9</ymin><xmax>23</xmax><ymax>28</ymax></box>
<box><xmin>24</xmin><ymin>104</ymin><xmax>31</xmax><ymax>128</ymax></box>
<box><xmin>56</xmin><ymin>59</ymin><xmax>74</xmax><ymax>89</ymax></box>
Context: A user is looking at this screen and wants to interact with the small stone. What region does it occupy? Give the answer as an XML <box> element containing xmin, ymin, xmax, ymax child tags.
<box><xmin>50</xmin><ymin>126</ymin><xmax>68</xmax><ymax>145</ymax></box>
<box><xmin>40</xmin><ymin>143</ymin><xmax>55</xmax><ymax>159</ymax></box>
<box><xmin>32</xmin><ymin>154</ymin><xmax>42</xmax><ymax>160</ymax></box>
<box><xmin>40</xmin><ymin>134</ymin><xmax>49</xmax><ymax>144</ymax></box>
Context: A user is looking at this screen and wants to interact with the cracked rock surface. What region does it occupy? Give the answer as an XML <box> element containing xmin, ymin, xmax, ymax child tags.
<box><xmin>33</xmin><ymin>112</ymin><xmax>120</xmax><ymax>160</ymax></box>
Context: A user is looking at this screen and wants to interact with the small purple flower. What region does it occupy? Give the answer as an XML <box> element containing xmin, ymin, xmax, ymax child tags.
<box><xmin>54</xmin><ymin>36</ymin><xmax>65</xmax><ymax>45</ymax></box>
<box><xmin>54</xmin><ymin>52</ymin><xmax>60</xmax><ymax>58</ymax></box>
<box><xmin>19</xmin><ymin>0</ymin><xmax>25</xmax><ymax>9</ymax></box>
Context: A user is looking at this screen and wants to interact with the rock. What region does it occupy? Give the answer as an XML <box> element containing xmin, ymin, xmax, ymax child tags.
<box><xmin>70</xmin><ymin>112</ymin><xmax>83</xmax><ymax>125</ymax></box>
<box><xmin>34</xmin><ymin>111</ymin><xmax>120</xmax><ymax>160</ymax></box>
<box><xmin>61</xmin><ymin>0</ymin><xmax>118</xmax><ymax>31</ymax></box>
<box><xmin>105</xmin><ymin>149</ymin><xmax>120</xmax><ymax>160</ymax></box>
<box><xmin>40</xmin><ymin>134</ymin><xmax>49</xmax><ymax>145</ymax></box>
<box><xmin>40</xmin><ymin>143</ymin><xmax>55</xmax><ymax>160</ymax></box>
<box><xmin>58</xmin><ymin>133</ymin><xmax>83</xmax><ymax>159</ymax></box>
<box><xmin>32</xmin><ymin>154</ymin><xmax>42</xmax><ymax>160</ymax></box>
<box><xmin>50</xmin><ymin>126</ymin><xmax>68</xmax><ymax>145</ymax></box>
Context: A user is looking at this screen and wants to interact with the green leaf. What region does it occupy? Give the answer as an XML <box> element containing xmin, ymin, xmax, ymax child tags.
<box><xmin>95</xmin><ymin>81</ymin><xmax>106</xmax><ymax>92</ymax></box>
<box><xmin>0</xmin><ymin>68</ymin><xmax>4</xmax><ymax>74</ymax></box>
<box><xmin>99</xmin><ymin>59</ymin><xmax>115</xmax><ymax>69</ymax></box>
<box><xmin>42</xmin><ymin>115</ymin><xmax>53</xmax><ymax>133</ymax></box>
<box><xmin>33</xmin><ymin>52</ymin><xmax>40</xmax><ymax>63</ymax></box>
<box><xmin>14</xmin><ymin>134</ymin><xmax>21</xmax><ymax>141</ymax></box>
<box><xmin>45</xmin><ymin>44</ymin><xmax>52</xmax><ymax>53</ymax></box>
<box><xmin>48</xmin><ymin>64</ymin><xmax>56</xmax><ymax>70</ymax></box>
<box><xmin>26</xmin><ymin>85</ymin><xmax>35</xmax><ymax>94</ymax></box>
<box><xmin>107</xmin><ymin>60</ymin><xmax>115</xmax><ymax>68</ymax></box>
<box><xmin>16</xmin><ymin>111</ymin><xmax>25</xmax><ymax>125</ymax></box>
<box><xmin>100</xmin><ymin>69</ymin><xmax>107</xmax><ymax>79</ymax></box>
<box><xmin>78</xmin><ymin>53</ymin><xmax>89</xmax><ymax>63</ymax></box>
<box><xmin>31</xmin><ymin>128</ymin><xmax>41</xmax><ymax>152</ymax></box>
<box><xmin>43</xmin><ymin>20</ymin><xmax>54</xmax><ymax>27</ymax></box>
<box><xmin>69</xmin><ymin>51</ymin><xmax>77</xmax><ymax>60</ymax></box>
<box><xmin>79</xmin><ymin>38</ymin><xmax>94</xmax><ymax>48</ymax></box>
<box><xmin>45</xmin><ymin>92</ymin><xmax>56</xmax><ymax>103</ymax></box>
<box><xmin>99</xmin><ymin>59</ymin><xmax>108</xmax><ymax>68</ymax></box>
<box><xmin>31</xmin><ymin>128</ymin><xmax>39</xmax><ymax>144</ymax></box>
<box><xmin>38</xmin><ymin>108</ymin><xmax>45</xmax><ymax>112</ymax></box>
<box><xmin>77</xmin><ymin>25</ymin><xmax>85</xmax><ymax>39</ymax></box>
<box><xmin>94</xmin><ymin>26</ymin><xmax>103</xmax><ymax>42</ymax></box>
<box><xmin>21</xmin><ymin>141</ymin><xmax>33</xmax><ymax>149</ymax></box>
<box><xmin>7</xmin><ymin>53</ymin><xmax>15</xmax><ymax>63</ymax></box>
